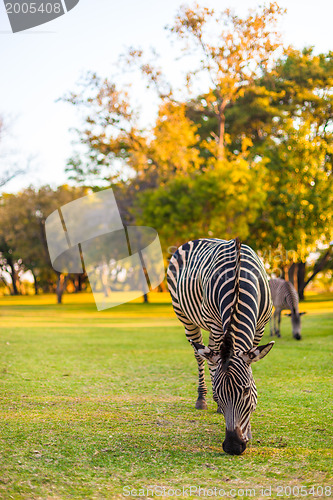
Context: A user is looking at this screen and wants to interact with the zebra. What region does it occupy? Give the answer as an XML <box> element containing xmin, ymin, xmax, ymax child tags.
<box><xmin>167</xmin><ymin>238</ymin><xmax>273</xmax><ymax>455</ymax></box>
<box><xmin>269</xmin><ymin>278</ymin><xmax>306</xmax><ymax>340</ymax></box>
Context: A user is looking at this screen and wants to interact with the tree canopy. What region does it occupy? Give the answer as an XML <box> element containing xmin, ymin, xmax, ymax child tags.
<box><xmin>59</xmin><ymin>3</ymin><xmax>333</xmax><ymax>296</ymax></box>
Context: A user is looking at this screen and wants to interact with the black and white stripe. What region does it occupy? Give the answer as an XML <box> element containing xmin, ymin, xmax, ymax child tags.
<box><xmin>269</xmin><ymin>278</ymin><xmax>306</xmax><ymax>340</ymax></box>
<box><xmin>167</xmin><ymin>238</ymin><xmax>273</xmax><ymax>455</ymax></box>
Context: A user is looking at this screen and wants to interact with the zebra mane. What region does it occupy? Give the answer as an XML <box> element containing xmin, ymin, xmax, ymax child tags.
<box><xmin>221</xmin><ymin>238</ymin><xmax>241</xmax><ymax>368</ymax></box>
<box><xmin>285</xmin><ymin>281</ymin><xmax>297</xmax><ymax>315</ymax></box>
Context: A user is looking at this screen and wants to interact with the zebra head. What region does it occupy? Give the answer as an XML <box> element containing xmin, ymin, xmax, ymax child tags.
<box><xmin>192</xmin><ymin>334</ymin><xmax>274</xmax><ymax>455</ymax></box>
<box><xmin>285</xmin><ymin>310</ymin><xmax>306</xmax><ymax>340</ymax></box>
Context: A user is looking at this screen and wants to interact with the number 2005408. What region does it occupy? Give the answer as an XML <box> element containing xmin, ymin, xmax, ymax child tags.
<box><xmin>5</xmin><ymin>3</ymin><xmax>62</xmax><ymax>14</ymax></box>
<box><xmin>275</xmin><ymin>485</ymin><xmax>332</xmax><ymax>496</ymax></box>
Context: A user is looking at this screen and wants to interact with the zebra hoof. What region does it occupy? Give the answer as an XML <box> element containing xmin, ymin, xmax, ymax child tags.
<box><xmin>195</xmin><ymin>398</ymin><xmax>208</xmax><ymax>410</ymax></box>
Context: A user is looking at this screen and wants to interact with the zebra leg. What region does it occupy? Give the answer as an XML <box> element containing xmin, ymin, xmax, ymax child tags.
<box><xmin>207</xmin><ymin>360</ymin><xmax>218</xmax><ymax>404</ymax></box>
<box><xmin>273</xmin><ymin>310</ymin><xmax>280</xmax><ymax>336</ymax></box>
<box><xmin>273</xmin><ymin>310</ymin><xmax>277</xmax><ymax>335</ymax></box>
<box><xmin>277</xmin><ymin>310</ymin><xmax>281</xmax><ymax>337</ymax></box>
<box><xmin>270</xmin><ymin>316</ymin><xmax>274</xmax><ymax>337</ymax></box>
<box><xmin>185</xmin><ymin>326</ymin><xmax>208</xmax><ymax>410</ymax></box>
<box><xmin>207</xmin><ymin>363</ymin><xmax>222</xmax><ymax>413</ymax></box>
<box><xmin>206</xmin><ymin>336</ymin><xmax>220</xmax><ymax>412</ymax></box>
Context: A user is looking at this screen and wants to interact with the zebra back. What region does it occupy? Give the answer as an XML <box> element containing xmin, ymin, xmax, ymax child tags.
<box><xmin>168</xmin><ymin>238</ymin><xmax>272</xmax><ymax>352</ymax></box>
<box><xmin>269</xmin><ymin>278</ymin><xmax>299</xmax><ymax>313</ymax></box>
<box><xmin>226</xmin><ymin>238</ymin><xmax>242</xmax><ymax>336</ymax></box>
<box><xmin>221</xmin><ymin>238</ymin><xmax>241</xmax><ymax>368</ymax></box>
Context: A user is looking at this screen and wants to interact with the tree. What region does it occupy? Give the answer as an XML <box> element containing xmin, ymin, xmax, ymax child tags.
<box><xmin>168</xmin><ymin>2</ymin><xmax>286</xmax><ymax>160</ymax></box>
<box><xmin>63</xmin><ymin>76</ymin><xmax>205</xmax><ymax>187</ymax></box>
<box><xmin>0</xmin><ymin>185</ymin><xmax>88</xmax><ymax>300</ymax></box>
<box><xmin>64</xmin><ymin>3</ymin><xmax>286</xmax><ymax>181</ymax></box>
<box><xmin>0</xmin><ymin>234</ymin><xmax>22</xmax><ymax>295</ymax></box>
<box><xmin>248</xmin><ymin>120</ymin><xmax>333</xmax><ymax>247</ymax></box>
<box><xmin>136</xmin><ymin>157</ymin><xmax>267</xmax><ymax>252</ymax></box>
<box><xmin>245</xmin><ymin>49</ymin><xmax>333</xmax><ymax>295</ymax></box>
<box><xmin>300</xmin><ymin>244</ymin><xmax>333</xmax><ymax>298</ymax></box>
<box><xmin>62</xmin><ymin>5</ymin><xmax>333</xmax><ymax>300</ymax></box>
<box><xmin>184</xmin><ymin>48</ymin><xmax>333</xmax><ymax>296</ymax></box>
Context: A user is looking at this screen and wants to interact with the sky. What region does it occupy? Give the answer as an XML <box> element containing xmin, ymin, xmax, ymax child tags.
<box><xmin>0</xmin><ymin>0</ymin><xmax>332</xmax><ymax>193</ymax></box>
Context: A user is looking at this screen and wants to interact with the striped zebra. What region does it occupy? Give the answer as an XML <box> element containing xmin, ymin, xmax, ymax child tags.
<box><xmin>167</xmin><ymin>238</ymin><xmax>273</xmax><ymax>455</ymax></box>
<box><xmin>269</xmin><ymin>278</ymin><xmax>306</xmax><ymax>340</ymax></box>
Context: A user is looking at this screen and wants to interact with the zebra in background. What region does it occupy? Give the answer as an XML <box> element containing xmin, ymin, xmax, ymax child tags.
<box><xmin>167</xmin><ymin>238</ymin><xmax>273</xmax><ymax>455</ymax></box>
<box><xmin>269</xmin><ymin>278</ymin><xmax>306</xmax><ymax>340</ymax></box>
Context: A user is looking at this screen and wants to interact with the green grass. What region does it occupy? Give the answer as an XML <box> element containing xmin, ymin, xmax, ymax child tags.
<box><xmin>0</xmin><ymin>292</ymin><xmax>332</xmax><ymax>499</ymax></box>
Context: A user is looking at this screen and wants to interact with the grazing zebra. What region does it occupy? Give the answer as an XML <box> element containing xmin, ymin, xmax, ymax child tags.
<box><xmin>167</xmin><ymin>238</ymin><xmax>273</xmax><ymax>455</ymax></box>
<box><xmin>269</xmin><ymin>278</ymin><xmax>306</xmax><ymax>340</ymax></box>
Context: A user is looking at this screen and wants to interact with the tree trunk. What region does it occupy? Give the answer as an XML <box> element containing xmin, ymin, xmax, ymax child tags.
<box><xmin>218</xmin><ymin>114</ymin><xmax>225</xmax><ymax>160</ymax></box>
<box><xmin>283</xmin><ymin>265</ymin><xmax>289</xmax><ymax>281</ymax></box>
<box><xmin>74</xmin><ymin>274</ymin><xmax>83</xmax><ymax>292</ymax></box>
<box><xmin>297</xmin><ymin>262</ymin><xmax>306</xmax><ymax>300</ymax></box>
<box><xmin>140</xmin><ymin>257</ymin><xmax>150</xmax><ymax>303</ymax></box>
<box><xmin>299</xmin><ymin>248</ymin><xmax>332</xmax><ymax>299</ymax></box>
<box><xmin>288</xmin><ymin>263</ymin><xmax>297</xmax><ymax>289</ymax></box>
<box><xmin>31</xmin><ymin>270</ymin><xmax>39</xmax><ymax>295</ymax></box>
<box><xmin>11</xmin><ymin>275</ymin><xmax>19</xmax><ymax>295</ymax></box>
<box><xmin>158</xmin><ymin>281</ymin><xmax>167</xmax><ymax>292</ymax></box>
<box><xmin>7</xmin><ymin>256</ymin><xmax>19</xmax><ymax>295</ymax></box>
<box><xmin>56</xmin><ymin>273</ymin><xmax>68</xmax><ymax>304</ymax></box>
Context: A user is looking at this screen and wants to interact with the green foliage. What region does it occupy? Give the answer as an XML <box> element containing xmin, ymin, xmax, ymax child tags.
<box><xmin>184</xmin><ymin>48</ymin><xmax>333</xmax><ymax>264</ymax></box>
<box><xmin>248</xmin><ymin>120</ymin><xmax>333</xmax><ymax>261</ymax></box>
<box><xmin>136</xmin><ymin>158</ymin><xmax>267</xmax><ymax>249</ymax></box>
<box><xmin>0</xmin><ymin>185</ymin><xmax>88</xmax><ymax>293</ymax></box>
<box><xmin>62</xmin><ymin>4</ymin><xmax>333</xmax><ymax>273</ymax></box>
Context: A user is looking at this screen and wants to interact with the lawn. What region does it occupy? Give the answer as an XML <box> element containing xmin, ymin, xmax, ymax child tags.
<box><xmin>0</xmin><ymin>292</ymin><xmax>332</xmax><ymax>499</ymax></box>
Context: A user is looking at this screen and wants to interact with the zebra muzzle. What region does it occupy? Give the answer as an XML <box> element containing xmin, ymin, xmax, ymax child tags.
<box><xmin>222</xmin><ymin>427</ymin><xmax>247</xmax><ymax>455</ymax></box>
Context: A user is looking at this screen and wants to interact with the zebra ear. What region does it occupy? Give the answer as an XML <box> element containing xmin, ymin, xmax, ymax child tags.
<box><xmin>190</xmin><ymin>341</ymin><xmax>220</xmax><ymax>365</ymax></box>
<box><xmin>240</xmin><ymin>341</ymin><xmax>275</xmax><ymax>365</ymax></box>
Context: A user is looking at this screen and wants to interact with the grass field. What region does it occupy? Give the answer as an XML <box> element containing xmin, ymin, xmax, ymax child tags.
<box><xmin>0</xmin><ymin>292</ymin><xmax>332</xmax><ymax>499</ymax></box>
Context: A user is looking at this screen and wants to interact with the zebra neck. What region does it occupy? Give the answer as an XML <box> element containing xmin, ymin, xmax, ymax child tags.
<box><xmin>217</xmin><ymin>327</ymin><xmax>255</xmax><ymax>353</ymax></box>
<box><xmin>285</xmin><ymin>290</ymin><xmax>299</xmax><ymax>314</ymax></box>
<box><xmin>211</xmin><ymin>328</ymin><xmax>254</xmax><ymax>352</ymax></box>
<box><xmin>234</xmin><ymin>333</ymin><xmax>255</xmax><ymax>352</ymax></box>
